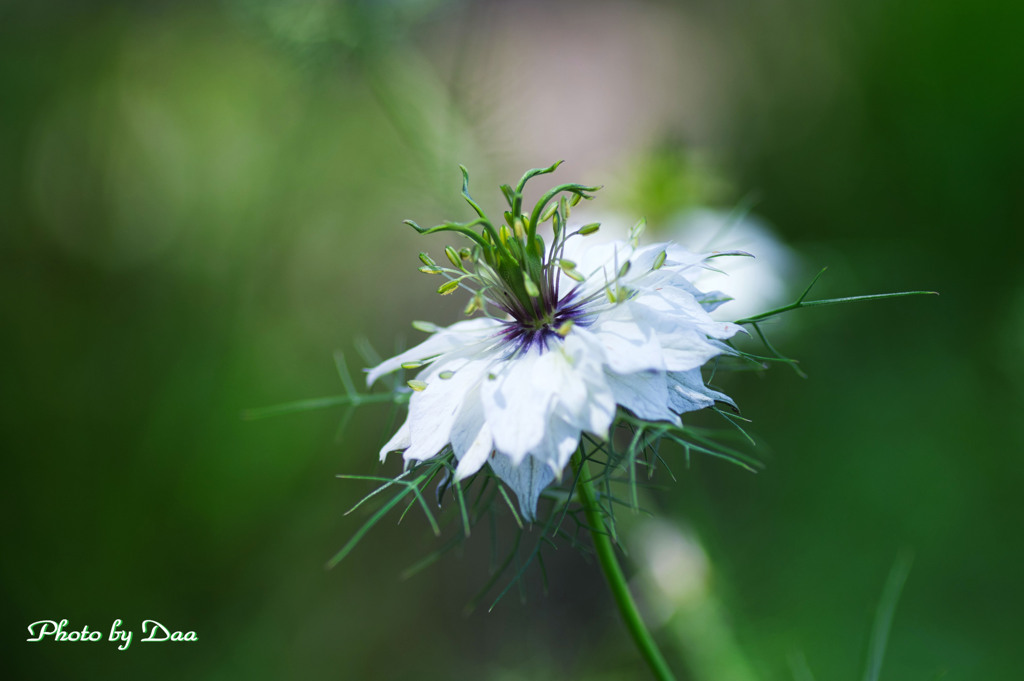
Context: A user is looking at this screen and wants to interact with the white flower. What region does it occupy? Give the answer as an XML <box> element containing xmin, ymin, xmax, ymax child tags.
<box><xmin>367</xmin><ymin>236</ymin><xmax>743</xmax><ymax>520</ymax></box>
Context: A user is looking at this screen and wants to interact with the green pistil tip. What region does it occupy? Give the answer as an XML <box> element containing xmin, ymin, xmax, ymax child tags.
<box><xmin>402</xmin><ymin>163</ymin><xmax>604</xmax><ymax>325</ymax></box>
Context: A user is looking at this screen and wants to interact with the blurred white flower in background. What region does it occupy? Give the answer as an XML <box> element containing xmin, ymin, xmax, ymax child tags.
<box><xmin>634</xmin><ymin>518</ymin><xmax>759</xmax><ymax>681</ymax></box>
<box><xmin>671</xmin><ymin>208</ymin><xmax>800</xmax><ymax>321</ymax></box>
<box><xmin>635</xmin><ymin>518</ymin><xmax>712</xmax><ymax>617</ymax></box>
<box><xmin>570</xmin><ymin>206</ymin><xmax>799</xmax><ymax>322</ymax></box>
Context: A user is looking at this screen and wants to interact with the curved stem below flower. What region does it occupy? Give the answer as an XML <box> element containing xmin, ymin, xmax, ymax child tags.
<box><xmin>571</xmin><ymin>449</ymin><xmax>678</xmax><ymax>681</ymax></box>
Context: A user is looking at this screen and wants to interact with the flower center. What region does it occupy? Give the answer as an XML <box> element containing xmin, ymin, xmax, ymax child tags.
<box><xmin>409</xmin><ymin>163</ymin><xmax>654</xmax><ymax>355</ymax></box>
<box><xmin>501</xmin><ymin>287</ymin><xmax>591</xmax><ymax>352</ymax></box>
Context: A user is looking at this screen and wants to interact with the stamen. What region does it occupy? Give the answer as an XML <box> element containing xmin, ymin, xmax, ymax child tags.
<box><xmin>445</xmin><ymin>246</ymin><xmax>463</xmax><ymax>270</ymax></box>
<box><xmin>412</xmin><ymin>321</ymin><xmax>440</xmax><ymax>333</ymax></box>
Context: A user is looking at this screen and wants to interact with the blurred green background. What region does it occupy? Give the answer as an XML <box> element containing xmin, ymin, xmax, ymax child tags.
<box><xmin>3</xmin><ymin>1</ymin><xmax>1021</xmax><ymax>679</ymax></box>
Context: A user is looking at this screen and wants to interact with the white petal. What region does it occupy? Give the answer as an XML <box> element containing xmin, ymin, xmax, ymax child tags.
<box><xmin>536</xmin><ymin>415</ymin><xmax>582</xmax><ymax>476</ymax></box>
<box><xmin>364</xmin><ymin>318</ymin><xmax>501</xmax><ymax>386</ymax></box>
<box><xmin>695</xmin><ymin>289</ymin><xmax>733</xmax><ymax>312</ymax></box>
<box><xmin>487</xmin><ymin>453</ymin><xmax>557</xmax><ymax>522</ymax></box>
<box><xmin>638</xmin><ymin>288</ymin><xmax>743</xmax><ymax>340</ymax></box>
<box><xmin>481</xmin><ymin>350</ymin><xmax>553</xmax><ymax>465</ymax></box>
<box><xmin>530</xmin><ymin>331</ymin><xmax>617</xmax><ymax>439</ymax></box>
<box><xmin>588</xmin><ymin>316</ymin><xmax>665</xmax><ymax>374</ymax></box>
<box><xmin>536</xmin><ymin>345</ymin><xmax>588</xmax><ymax>418</ymax></box>
<box><xmin>454</xmin><ymin>422</ymin><xmax>493</xmax><ymax>480</ymax></box>
<box><xmin>450</xmin><ymin>388</ymin><xmax>494</xmax><ymax>480</ymax></box>
<box><xmin>403</xmin><ymin>358</ymin><xmax>489</xmax><ymax>462</ymax></box>
<box><xmin>605</xmin><ymin>369</ymin><xmax>680</xmax><ymax>424</ymax></box>
<box><xmin>667</xmin><ymin>369</ymin><xmax>735</xmax><ymax>415</ymax></box>
<box><xmin>659</xmin><ymin>331</ymin><xmax>732</xmax><ymax>372</ymax></box>
<box><xmin>579</xmin><ymin>388</ymin><xmax>616</xmax><ymax>440</ymax></box>
<box><xmin>378</xmin><ymin>419</ymin><xmax>411</xmax><ymax>462</ymax></box>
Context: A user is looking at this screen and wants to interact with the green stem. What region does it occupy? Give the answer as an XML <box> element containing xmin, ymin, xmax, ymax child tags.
<box><xmin>571</xmin><ymin>450</ymin><xmax>678</xmax><ymax>681</ymax></box>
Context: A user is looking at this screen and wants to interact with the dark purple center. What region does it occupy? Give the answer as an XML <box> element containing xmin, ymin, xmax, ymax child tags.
<box><xmin>498</xmin><ymin>287</ymin><xmax>592</xmax><ymax>353</ymax></box>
